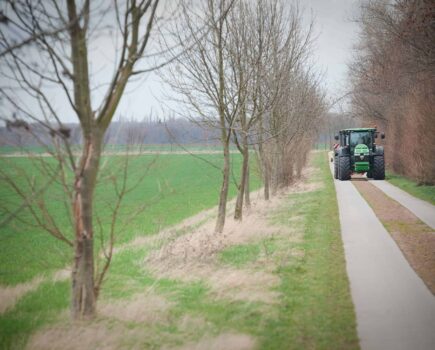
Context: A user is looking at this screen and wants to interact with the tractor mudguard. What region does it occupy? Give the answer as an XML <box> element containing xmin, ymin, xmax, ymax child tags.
<box><xmin>336</xmin><ymin>146</ymin><xmax>350</xmax><ymax>157</ymax></box>
<box><xmin>374</xmin><ymin>145</ymin><xmax>384</xmax><ymax>156</ymax></box>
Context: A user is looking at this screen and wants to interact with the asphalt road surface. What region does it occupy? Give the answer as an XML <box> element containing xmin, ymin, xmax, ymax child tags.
<box><xmin>332</xmin><ymin>165</ymin><xmax>435</xmax><ymax>350</ymax></box>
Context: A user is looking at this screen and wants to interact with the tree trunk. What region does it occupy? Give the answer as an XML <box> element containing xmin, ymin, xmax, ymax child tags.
<box><xmin>214</xmin><ymin>9</ymin><xmax>229</xmax><ymax>234</ymax></box>
<box><xmin>257</xmin><ymin>112</ymin><xmax>269</xmax><ymax>201</ymax></box>
<box><xmin>271</xmin><ymin>147</ymin><xmax>280</xmax><ymax>195</ymax></box>
<box><xmin>286</xmin><ymin>162</ymin><xmax>294</xmax><ymax>186</ymax></box>
<box><xmin>71</xmin><ymin>133</ymin><xmax>102</xmax><ymax>319</ymax></box>
<box><xmin>244</xmin><ymin>161</ymin><xmax>251</xmax><ymax>208</ymax></box>
<box><xmin>234</xmin><ymin>133</ymin><xmax>249</xmax><ymax>220</ymax></box>
<box><xmin>215</xmin><ymin>138</ymin><xmax>230</xmax><ymax>233</ymax></box>
<box><xmin>264</xmin><ymin>157</ymin><xmax>270</xmax><ymax>201</ymax></box>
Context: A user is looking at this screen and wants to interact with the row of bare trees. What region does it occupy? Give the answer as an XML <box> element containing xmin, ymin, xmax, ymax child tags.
<box><xmin>163</xmin><ymin>0</ymin><xmax>326</xmax><ymax>232</ymax></box>
<box><xmin>0</xmin><ymin>0</ymin><xmax>325</xmax><ymax>320</ymax></box>
<box><xmin>350</xmin><ymin>0</ymin><xmax>435</xmax><ymax>184</ymax></box>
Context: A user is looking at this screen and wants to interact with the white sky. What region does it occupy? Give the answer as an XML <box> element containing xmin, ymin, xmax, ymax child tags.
<box><xmin>1</xmin><ymin>0</ymin><xmax>361</xmax><ymax>124</ymax></box>
<box><xmin>305</xmin><ymin>0</ymin><xmax>360</xmax><ymax>102</ymax></box>
<box><xmin>115</xmin><ymin>0</ymin><xmax>361</xmax><ymax>120</ymax></box>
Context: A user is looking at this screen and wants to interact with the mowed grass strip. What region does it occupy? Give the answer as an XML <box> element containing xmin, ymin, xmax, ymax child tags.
<box><xmin>259</xmin><ymin>153</ymin><xmax>358</xmax><ymax>349</ymax></box>
<box><xmin>0</xmin><ymin>153</ymin><xmax>260</xmax><ymax>285</ymax></box>
<box><xmin>386</xmin><ymin>172</ymin><xmax>435</xmax><ymax>205</ymax></box>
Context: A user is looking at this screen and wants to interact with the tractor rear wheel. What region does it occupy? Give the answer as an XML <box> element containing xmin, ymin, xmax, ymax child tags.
<box><xmin>339</xmin><ymin>156</ymin><xmax>351</xmax><ymax>181</ymax></box>
<box><xmin>373</xmin><ymin>156</ymin><xmax>385</xmax><ymax>180</ymax></box>
<box><xmin>334</xmin><ymin>156</ymin><xmax>338</xmax><ymax>179</ymax></box>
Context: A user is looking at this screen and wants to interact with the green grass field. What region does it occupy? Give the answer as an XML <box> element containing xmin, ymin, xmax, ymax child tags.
<box><xmin>0</xmin><ymin>152</ymin><xmax>358</xmax><ymax>349</ymax></box>
<box><xmin>0</xmin><ymin>153</ymin><xmax>260</xmax><ymax>285</ymax></box>
<box><xmin>386</xmin><ymin>172</ymin><xmax>435</xmax><ymax>205</ymax></box>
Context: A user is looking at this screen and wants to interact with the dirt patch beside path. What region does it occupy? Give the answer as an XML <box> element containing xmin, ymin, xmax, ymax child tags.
<box><xmin>353</xmin><ymin>180</ymin><xmax>435</xmax><ymax>294</ymax></box>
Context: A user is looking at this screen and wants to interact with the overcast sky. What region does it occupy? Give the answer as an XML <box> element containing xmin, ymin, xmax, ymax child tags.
<box><xmin>305</xmin><ymin>0</ymin><xmax>360</xmax><ymax>103</ymax></box>
<box><xmin>115</xmin><ymin>0</ymin><xmax>361</xmax><ymax>120</ymax></box>
<box><xmin>1</xmin><ymin>0</ymin><xmax>362</xmax><ymax>124</ymax></box>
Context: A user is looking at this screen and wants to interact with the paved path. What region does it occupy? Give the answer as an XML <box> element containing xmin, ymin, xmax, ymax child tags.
<box><xmin>370</xmin><ymin>180</ymin><xmax>435</xmax><ymax>230</ymax></box>
<box><xmin>332</xmin><ymin>166</ymin><xmax>435</xmax><ymax>350</ymax></box>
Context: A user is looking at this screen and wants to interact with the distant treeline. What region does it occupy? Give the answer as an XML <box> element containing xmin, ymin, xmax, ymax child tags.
<box><xmin>0</xmin><ymin>118</ymin><xmax>222</xmax><ymax>148</ymax></box>
<box><xmin>1</xmin><ymin>113</ymin><xmax>359</xmax><ymax>151</ymax></box>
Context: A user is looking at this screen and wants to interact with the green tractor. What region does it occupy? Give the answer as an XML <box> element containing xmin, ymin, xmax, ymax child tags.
<box><xmin>333</xmin><ymin>128</ymin><xmax>385</xmax><ymax>181</ymax></box>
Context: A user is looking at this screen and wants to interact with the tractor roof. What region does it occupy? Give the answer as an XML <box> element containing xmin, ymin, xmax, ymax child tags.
<box><xmin>340</xmin><ymin>128</ymin><xmax>376</xmax><ymax>132</ymax></box>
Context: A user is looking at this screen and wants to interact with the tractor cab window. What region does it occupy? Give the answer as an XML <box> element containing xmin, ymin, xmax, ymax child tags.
<box><xmin>344</xmin><ymin>134</ymin><xmax>350</xmax><ymax>146</ymax></box>
<box><xmin>350</xmin><ymin>132</ymin><xmax>371</xmax><ymax>147</ymax></box>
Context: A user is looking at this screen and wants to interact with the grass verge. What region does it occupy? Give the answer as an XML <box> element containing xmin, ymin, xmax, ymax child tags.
<box><xmin>102</xmin><ymin>152</ymin><xmax>359</xmax><ymax>349</ymax></box>
<box><xmin>259</xmin><ymin>152</ymin><xmax>358</xmax><ymax>349</ymax></box>
<box><xmin>386</xmin><ymin>172</ymin><xmax>435</xmax><ymax>205</ymax></box>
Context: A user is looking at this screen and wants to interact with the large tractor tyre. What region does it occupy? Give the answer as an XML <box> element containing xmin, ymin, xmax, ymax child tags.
<box><xmin>373</xmin><ymin>156</ymin><xmax>385</xmax><ymax>180</ymax></box>
<box><xmin>366</xmin><ymin>170</ymin><xmax>373</xmax><ymax>179</ymax></box>
<box><xmin>334</xmin><ymin>156</ymin><xmax>339</xmax><ymax>179</ymax></box>
<box><xmin>338</xmin><ymin>157</ymin><xmax>351</xmax><ymax>181</ymax></box>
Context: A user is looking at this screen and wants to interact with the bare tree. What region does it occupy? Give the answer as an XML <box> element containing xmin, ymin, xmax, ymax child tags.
<box><xmin>251</xmin><ymin>2</ymin><xmax>325</xmax><ymax>193</ymax></box>
<box><xmin>161</xmin><ymin>0</ymin><xmax>237</xmax><ymax>233</ymax></box>
<box><xmin>162</xmin><ymin>0</ymin><xmax>325</xmax><ymax>227</ymax></box>
<box><xmin>0</xmin><ymin>0</ymin><xmax>164</xmax><ymax>319</ymax></box>
<box><xmin>226</xmin><ymin>0</ymin><xmax>260</xmax><ymax>220</ymax></box>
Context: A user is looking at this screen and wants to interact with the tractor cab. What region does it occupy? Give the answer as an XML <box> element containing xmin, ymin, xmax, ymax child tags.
<box><xmin>338</xmin><ymin>128</ymin><xmax>383</xmax><ymax>149</ymax></box>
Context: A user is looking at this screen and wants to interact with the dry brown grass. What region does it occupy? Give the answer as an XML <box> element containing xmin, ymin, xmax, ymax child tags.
<box><xmin>165</xmin><ymin>332</ymin><xmax>256</xmax><ymax>350</ymax></box>
<box><xmin>0</xmin><ymin>269</ymin><xmax>70</xmax><ymax>315</ymax></box>
<box><xmin>113</xmin><ymin>205</ymin><xmax>217</xmax><ymax>255</ymax></box>
<box><xmin>27</xmin><ymin>297</ymin><xmax>209</xmax><ymax>350</ymax></box>
<box><xmin>27</xmin><ymin>322</ymin><xmax>138</xmax><ymax>350</ymax></box>
<box><xmin>98</xmin><ymin>292</ymin><xmax>173</xmax><ymax>324</ymax></box>
<box><xmin>206</xmin><ymin>268</ymin><xmax>281</xmax><ymax>303</ymax></box>
<box><xmin>144</xmin><ymin>173</ymin><xmax>317</xmax><ymax>305</ymax></box>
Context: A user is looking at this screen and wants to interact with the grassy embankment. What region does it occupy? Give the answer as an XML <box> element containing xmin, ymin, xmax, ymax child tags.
<box><xmin>0</xmin><ymin>152</ymin><xmax>358</xmax><ymax>349</ymax></box>
<box><xmin>386</xmin><ymin>172</ymin><xmax>435</xmax><ymax>205</ymax></box>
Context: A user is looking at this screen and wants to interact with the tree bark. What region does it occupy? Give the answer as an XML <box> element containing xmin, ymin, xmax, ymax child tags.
<box><xmin>264</xmin><ymin>157</ymin><xmax>270</xmax><ymax>201</ymax></box>
<box><xmin>234</xmin><ymin>133</ymin><xmax>249</xmax><ymax>220</ymax></box>
<box><xmin>215</xmin><ymin>137</ymin><xmax>230</xmax><ymax>233</ymax></box>
<box><xmin>257</xmin><ymin>110</ymin><xmax>270</xmax><ymax>201</ymax></box>
<box><xmin>214</xmin><ymin>4</ymin><xmax>230</xmax><ymax>234</ymax></box>
<box><xmin>244</xmin><ymin>161</ymin><xmax>251</xmax><ymax>208</ymax></box>
<box><xmin>71</xmin><ymin>132</ymin><xmax>102</xmax><ymax>319</ymax></box>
